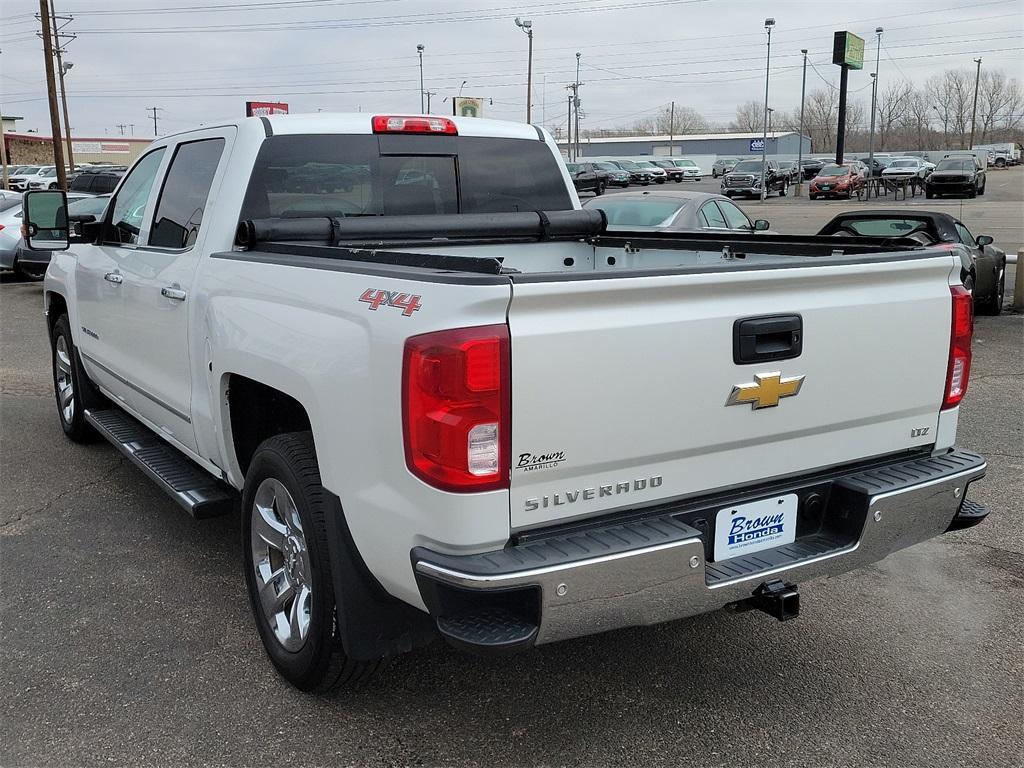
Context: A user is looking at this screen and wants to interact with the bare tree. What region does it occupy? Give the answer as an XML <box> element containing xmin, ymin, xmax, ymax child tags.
<box><xmin>631</xmin><ymin>104</ymin><xmax>709</xmax><ymax>136</ymax></box>
<box><xmin>730</xmin><ymin>100</ymin><xmax>764</xmax><ymax>132</ymax></box>
<box><xmin>927</xmin><ymin>70</ymin><xmax>974</xmax><ymax>148</ymax></box>
<box><xmin>875</xmin><ymin>80</ymin><xmax>914</xmax><ymax>150</ymax></box>
<box><xmin>978</xmin><ymin>70</ymin><xmax>1024</xmax><ymax>143</ymax></box>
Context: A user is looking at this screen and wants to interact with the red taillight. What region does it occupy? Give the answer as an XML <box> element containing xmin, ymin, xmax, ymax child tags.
<box><xmin>943</xmin><ymin>284</ymin><xmax>973</xmax><ymax>409</ymax></box>
<box><xmin>372</xmin><ymin>115</ymin><xmax>458</xmax><ymax>135</ymax></box>
<box><xmin>0</xmin><ymin>223</ymin><xmax>4</xmax><ymax>232</ymax></box>
<box><xmin>402</xmin><ymin>325</ymin><xmax>510</xmax><ymax>492</ymax></box>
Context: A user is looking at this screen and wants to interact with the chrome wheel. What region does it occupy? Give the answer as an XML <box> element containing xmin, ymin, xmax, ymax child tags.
<box><xmin>55</xmin><ymin>334</ymin><xmax>75</xmax><ymax>424</ymax></box>
<box><xmin>250</xmin><ymin>478</ymin><xmax>312</xmax><ymax>652</ymax></box>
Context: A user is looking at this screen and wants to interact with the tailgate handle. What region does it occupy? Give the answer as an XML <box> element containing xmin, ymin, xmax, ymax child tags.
<box><xmin>733</xmin><ymin>315</ymin><xmax>802</xmax><ymax>364</ymax></box>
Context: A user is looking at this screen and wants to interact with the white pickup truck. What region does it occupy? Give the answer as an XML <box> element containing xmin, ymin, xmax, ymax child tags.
<box><xmin>23</xmin><ymin>113</ymin><xmax>989</xmax><ymax>694</ymax></box>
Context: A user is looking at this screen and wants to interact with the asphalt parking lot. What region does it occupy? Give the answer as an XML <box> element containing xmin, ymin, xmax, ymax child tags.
<box><xmin>2</xmin><ymin>195</ymin><xmax>1022</xmax><ymax>766</ymax></box>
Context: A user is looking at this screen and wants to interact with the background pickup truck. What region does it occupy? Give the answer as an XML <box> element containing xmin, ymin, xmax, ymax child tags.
<box><xmin>721</xmin><ymin>158</ymin><xmax>789</xmax><ymax>198</ymax></box>
<box><xmin>23</xmin><ymin>113</ymin><xmax>988</xmax><ymax>694</ymax></box>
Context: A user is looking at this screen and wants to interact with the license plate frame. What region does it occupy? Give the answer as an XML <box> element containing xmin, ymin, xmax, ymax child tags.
<box><xmin>713</xmin><ymin>494</ymin><xmax>798</xmax><ymax>561</ymax></box>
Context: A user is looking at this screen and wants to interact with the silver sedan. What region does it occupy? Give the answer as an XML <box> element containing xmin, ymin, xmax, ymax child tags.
<box><xmin>583</xmin><ymin>190</ymin><xmax>770</xmax><ymax>233</ymax></box>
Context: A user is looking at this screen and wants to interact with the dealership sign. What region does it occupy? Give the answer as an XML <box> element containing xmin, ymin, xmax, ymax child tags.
<box><xmin>832</xmin><ymin>31</ymin><xmax>864</xmax><ymax>70</ymax></box>
<box><xmin>72</xmin><ymin>141</ymin><xmax>131</xmax><ymax>154</ymax></box>
<box><xmin>749</xmin><ymin>138</ymin><xmax>765</xmax><ymax>152</ymax></box>
<box><xmin>453</xmin><ymin>97</ymin><xmax>484</xmax><ymax>118</ymax></box>
<box><xmin>245</xmin><ymin>101</ymin><xmax>289</xmax><ymax>117</ymax></box>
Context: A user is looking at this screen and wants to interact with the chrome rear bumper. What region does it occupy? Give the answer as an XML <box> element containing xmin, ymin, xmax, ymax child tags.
<box><xmin>413</xmin><ymin>450</ymin><xmax>987</xmax><ymax>651</ymax></box>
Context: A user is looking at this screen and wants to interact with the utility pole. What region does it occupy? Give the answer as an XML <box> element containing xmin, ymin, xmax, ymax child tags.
<box><xmin>425</xmin><ymin>90</ymin><xmax>437</xmax><ymax>113</ymax></box>
<box><xmin>147</xmin><ymin>106</ymin><xmax>162</xmax><ymax>136</ymax></box>
<box><xmin>668</xmin><ymin>100</ymin><xmax>675</xmax><ymax>157</ymax></box>
<box><xmin>515</xmin><ymin>18</ymin><xmax>534</xmax><ymax>123</ymax></box>
<box><xmin>969</xmin><ymin>57</ymin><xmax>982</xmax><ymax>150</ymax></box>
<box><xmin>38</xmin><ymin>0</ymin><xmax>67</xmax><ymax>190</ymax></box>
<box><xmin>116</xmin><ymin>123</ymin><xmax>126</xmax><ymax>136</ymax></box>
<box><xmin>574</xmin><ymin>52</ymin><xmax>582</xmax><ymax>161</ymax></box>
<box><xmin>566</xmin><ymin>92</ymin><xmax>573</xmax><ymax>160</ymax></box>
<box><xmin>0</xmin><ymin>106</ymin><xmax>9</xmax><ymax>191</ymax></box>
<box><xmin>50</xmin><ymin>0</ymin><xmax>75</xmax><ymax>172</ymax></box>
<box><xmin>796</xmin><ymin>48</ymin><xmax>808</xmax><ymax>196</ymax></box>
<box><xmin>129</xmin><ymin>123</ymin><xmax>134</xmax><ymax>136</ymax></box>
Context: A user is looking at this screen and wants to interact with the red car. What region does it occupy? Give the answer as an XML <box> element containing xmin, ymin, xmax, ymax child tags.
<box><xmin>809</xmin><ymin>164</ymin><xmax>864</xmax><ymax>200</ymax></box>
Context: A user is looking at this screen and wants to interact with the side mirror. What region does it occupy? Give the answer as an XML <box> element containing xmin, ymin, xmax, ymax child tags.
<box><xmin>753</xmin><ymin>219</ymin><xmax>770</xmax><ymax>231</ymax></box>
<box><xmin>22</xmin><ymin>190</ymin><xmax>69</xmax><ymax>251</ymax></box>
<box><xmin>975</xmin><ymin>235</ymin><xmax>993</xmax><ymax>246</ymax></box>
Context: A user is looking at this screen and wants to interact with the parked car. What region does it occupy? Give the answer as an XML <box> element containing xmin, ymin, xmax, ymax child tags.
<box><xmin>23</xmin><ymin>112</ymin><xmax>988</xmax><ymax>693</ymax></box>
<box><xmin>6</xmin><ymin>166</ymin><xmax>54</xmax><ymax>192</ymax></box>
<box><xmin>69</xmin><ymin>167</ymin><xmax>126</xmax><ymax>195</ymax></box>
<box><xmin>0</xmin><ymin>193</ymin><xmax>25</xmax><ymax>271</ymax></box>
<box><xmin>881</xmin><ymin>157</ymin><xmax>929</xmax><ymax>184</ymax></box>
<box><xmin>926</xmin><ymin>157</ymin><xmax>986</xmax><ymax>199</ymax></box>
<box><xmin>630</xmin><ymin>160</ymin><xmax>668</xmax><ymax>184</ymax></box>
<box><xmin>777</xmin><ymin>161</ymin><xmax>800</xmax><ymax>184</ymax></box>
<box><xmin>27</xmin><ymin>167</ymin><xmax>67</xmax><ymax>190</ymax></box>
<box><xmin>817</xmin><ymin>210</ymin><xmax>1006</xmax><ymax>314</ymax></box>
<box><xmin>590</xmin><ymin>161</ymin><xmax>631</xmax><ymax>187</ymax></box>
<box><xmin>648</xmin><ymin>159</ymin><xmax>686</xmax><ymax>182</ymax></box>
<box><xmin>606</xmin><ymin>159</ymin><xmax>653</xmax><ymax>185</ymax></box>
<box><xmin>808</xmin><ymin>164</ymin><xmax>864</xmax><ymax>200</ymax></box>
<box><xmin>583</xmin><ymin>190</ymin><xmax>770</xmax><ymax>233</ymax></box>
<box><xmin>668</xmin><ymin>158</ymin><xmax>703</xmax><ymax>181</ymax></box>
<box><xmin>711</xmin><ymin>157</ymin><xmax>739</xmax><ymax>178</ymax></box>
<box><xmin>565</xmin><ymin>163</ymin><xmax>604</xmax><ymax>195</ymax></box>
<box><xmin>850</xmin><ymin>157</ymin><xmax>885</xmax><ymax>178</ymax></box>
<box><xmin>721</xmin><ymin>159</ymin><xmax>789</xmax><ymax>198</ymax></box>
<box><xmin>800</xmin><ymin>158</ymin><xmax>825</xmax><ymax>180</ymax></box>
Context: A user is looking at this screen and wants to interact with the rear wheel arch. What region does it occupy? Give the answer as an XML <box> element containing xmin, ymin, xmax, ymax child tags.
<box><xmin>225</xmin><ymin>374</ymin><xmax>314</xmax><ymax>480</ymax></box>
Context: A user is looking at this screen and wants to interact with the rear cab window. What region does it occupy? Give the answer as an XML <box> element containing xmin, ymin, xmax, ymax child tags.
<box><xmin>240</xmin><ymin>134</ymin><xmax>573</xmax><ymax>221</ymax></box>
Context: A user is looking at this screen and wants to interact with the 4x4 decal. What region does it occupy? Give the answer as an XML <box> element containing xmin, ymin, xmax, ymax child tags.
<box><xmin>359</xmin><ymin>288</ymin><xmax>422</xmax><ymax>317</ymax></box>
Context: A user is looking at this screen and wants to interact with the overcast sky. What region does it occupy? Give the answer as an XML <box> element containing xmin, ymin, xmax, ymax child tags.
<box><xmin>1</xmin><ymin>0</ymin><xmax>1021</xmax><ymax>138</ymax></box>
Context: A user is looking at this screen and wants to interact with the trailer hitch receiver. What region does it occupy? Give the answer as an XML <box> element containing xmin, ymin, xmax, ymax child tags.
<box><xmin>749</xmin><ymin>579</ymin><xmax>800</xmax><ymax>622</ymax></box>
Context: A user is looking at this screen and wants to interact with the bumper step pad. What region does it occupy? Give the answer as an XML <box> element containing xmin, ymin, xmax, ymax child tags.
<box><xmin>947</xmin><ymin>498</ymin><xmax>990</xmax><ymax>531</ymax></box>
<box><xmin>85</xmin><ymin>408</ymin><xmax>235</xmax><ymax>518</ymax></box>
<box><xmin>436</xmin><ymin>607</ymin><xmax>538</xmax><ymax>654</ymax></box>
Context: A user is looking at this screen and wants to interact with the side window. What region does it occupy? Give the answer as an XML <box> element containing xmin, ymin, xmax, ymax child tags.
<box><xmin>716</xmin><ymin>200</ymin><xmax>753</xmax><ymax>230</ymax></box>
<box><xmin>105</xmin><ymin>149</ymin><xmax>165</xmax><ymax>245</ymax></box>
<box><xmin>954</xmin><ymin>223</ymin><xmax>977</xmax><ymax>247</ymax></box>
<box><xmin>700</xmin><ymin>202</ymin><xmax>729</xmax><ymax>229</ymax></box>
<box><xmin>149</xmin><ymin>138</ymin><xmax>226</xmax><ymax>249</ymax></box>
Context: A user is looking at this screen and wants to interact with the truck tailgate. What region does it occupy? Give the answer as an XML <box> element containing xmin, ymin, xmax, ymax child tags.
<box><xmin>507</xmin><ymin>255</ymin><xmax>956</xmax><ymax>530</ymax></box>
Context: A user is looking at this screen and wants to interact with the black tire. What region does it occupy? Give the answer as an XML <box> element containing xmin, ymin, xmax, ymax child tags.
<box><xmin>977</xmin><ymin>268</ymin><xmax>1005</xmax><ymax>316</ymax></box>
<box><xmin>48</xmin><ymin>182</ymin><xmax>59</xmax><ymax>190</ymax></box>
<box><xmin>978</xmin><ymin>182</ymin><xmax>986</xmax><ymax>196</ymax></box>
<box><xmin>596</xmin><ymin>181</ymin><xmax>605</xmax><ymax>196</ymax></box>
<box><xmin>242</xmin><ymin>432</ymin><xmax>382</xmax><ymax>693</ymax></box>
<box><xmin>964</xmin><ymin>272</ymin><xmax>975</xmax><ymax>297</ymax></box>
<box><xmin>967</xmin><ymin>187</ymin><xmax>977</xmax><ymax>199</ymax></box>
<box><xmin>50</xmin><ymin>314</ymin><xmax>102</xmax><ymax>442</ymax></box>
<box><xmin>926</xmin><ymin>191</ymin><xmax>934</xmax><ymax>199</ymax></box>
<box><xmin>778</xmin><ymin>181</ymin><xmax>788</xmax><ymax>197</ymax></box>
<box><xmin>809</xmin><ymin>194</ymin><xmax>818</xmax><ymax>200</ymax></box>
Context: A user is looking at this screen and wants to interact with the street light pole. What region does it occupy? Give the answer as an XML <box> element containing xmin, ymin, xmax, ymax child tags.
<box><xmin>969</xmin><ymin>57</ymin><xmax>982</xmax><ymax>150</ymax></box>
<box><xmin>796</xmin><ymin>48</ymin><xmax>808</xmax><ymax>196</ymax></box>
<box><xmin>417</xmin><ymin>44</ymin><xmax>425</xmax><ymax>113</ymax></box>
<box><xmin>867</xmin><ymin>26</ymin><xmax>883</xmax><ymax>175</ymax></box>
<box><xmin>760</xmin><ymin>17</ymin><xmax>774</xmax><ymax>202</ymax></box>
<box><xmin>515</xmin><ymin>18</ymin><xmax>534</xmax><ymax>123</ymax></box>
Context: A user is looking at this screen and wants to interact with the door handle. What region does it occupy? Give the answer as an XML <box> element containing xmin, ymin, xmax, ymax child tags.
<box><xmin>733</xmin><ymin>315</ymin><xmax>803</xmax><ymax>364</ymax></box>
<box><xmin>161</xmin><ymin>286</ymin><xmax>187</xmax><ymax>301</ymax></box>
<box><xmin>103</xmin><ymin>272</ymin><xmax>123</xmax><ymax>284</ymax></box>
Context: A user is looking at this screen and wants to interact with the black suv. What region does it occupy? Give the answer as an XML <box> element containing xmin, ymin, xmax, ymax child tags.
<box><xmin>69</xmin><ymin>168</ymin><xmax>126</xmax><ymax>195</ymax></box>
<box><xmin>721</xmin><ymin>159</ymin><xmax>789</xmax><ymax>198</ymax></box>
<box><xmin>565</xmin><ymin>163</ymin><xmax>605</xmax><ymax>195</ymax></box>
<box><xmin>926</xmin><ymin>156</ymin><xmax>986</xmax><ymax>199</ymax></box>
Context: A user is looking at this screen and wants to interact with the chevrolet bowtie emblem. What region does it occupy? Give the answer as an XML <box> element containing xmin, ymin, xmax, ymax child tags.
<box><xmin>726</xmin><ymin>372</ymin><xmax>805</xmax><ymax>410</ymax></box>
